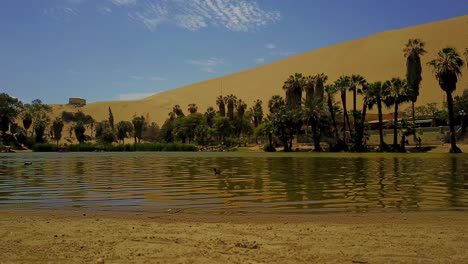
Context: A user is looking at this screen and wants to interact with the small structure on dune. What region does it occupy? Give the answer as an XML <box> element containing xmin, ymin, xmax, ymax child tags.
<box><xmin>68</xmin><ymin>97</ymin><xmax>86</xmax><ymax>107</ymax></box>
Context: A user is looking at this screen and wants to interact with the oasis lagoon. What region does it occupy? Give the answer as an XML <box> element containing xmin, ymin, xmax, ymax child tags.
<box><xmin>0</xmin><ymin>152</ymin><xmax>467</xmax><ymax>214</ymax></box>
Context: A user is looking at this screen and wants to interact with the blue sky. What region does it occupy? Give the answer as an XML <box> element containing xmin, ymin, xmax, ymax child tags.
<box><xmin>1</xmin><ymin>0</ymin><xmax>467</xmax><ymax>104</ymax></box>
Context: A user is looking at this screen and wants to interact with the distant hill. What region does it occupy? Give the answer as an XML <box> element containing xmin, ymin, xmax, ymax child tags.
<box><xmin>52</xmin><ymin>15</ymin><xmax>468</xmax><ymax>124</ymax></box>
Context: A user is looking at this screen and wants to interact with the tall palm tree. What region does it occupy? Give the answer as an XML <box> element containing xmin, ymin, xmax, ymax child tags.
<box><xmin>325</xmin><ymin>84</ymin><xmax>339</xmax><ymax>139</ymax></box>
<box><xmin>404</xmin><ymin>38</ymin><xmax>427</xmax><ymax>127</ymax></box>
<box><xmin>303</xmin><ymin>96</ymin><xmax>324</xmax><ymax>151</ymax></box>
<box><xmin>367</xmin><ymin>82</ymin><xmax>388</xmax><ymax>151</ymax></box>
<box><xmin>428</xmin><ymin>47</ymin><xmax>465</xmax><ymax>153</ymax></box>
<box><xmin>236</xmin><ymin>99</ymin><xmax>247</xmax><ymax>119</ymax></box>
<box><xmin>335</xmin><ymin>76</ymin><xmax>352</xmax><ymax>140</ymax></box>
<box><xmin>350</xmin><ymin>74</ymin><xmax>366</xmax><ymax>132</ymax></box>
<box><xmin>216</xmin><ymin>95</ymin><xmax>226</xmax><ymax>117</ymax></box>
<box><xmin>204</xmin><ymin>107</ymin><xmax>216</xmax><ymax>127</ymax></box>
<box><xmin>251</xmin><ymin>99</ymin><xmax>263</xmax><ymax>128</ymax></box>
<box><xmin>355</xmin><ymin>82</ymin><xmax>371</xmax><ymax>151</ymax></box>
<box><xmin>224</xmin><ymin>94</ymin><xmax>237</xmax><ymax>121</ymax></box>
<box><xmin>304</xmin><ymin>75</ymin><xmax>315</xmax><ymax>103</ymax></box>
<box><xmin>268</xmin><ymin>95</ymin><xmax>285</xmax><ymax>113</ymax></box>
<box><xmin>314</xmin><ymin>73</ymin><xmax>328</xmax><ymax>102</ymax></box>
<box><xmin>383</xmin><ymin>78</ymin><xmax>409</xmax><ymax>149</ymax></box>
<box><xmin>283</xmin><ymin>73</ymin><xmax>305</xmax><ymax>109</ymax></box>
<box><xmin>350</xmin><ymin>74</ymin><xmax>366</xmax><ymax>113</ymax></box>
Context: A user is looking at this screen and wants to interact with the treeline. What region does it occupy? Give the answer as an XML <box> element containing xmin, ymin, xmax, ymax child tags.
<box><xmin>0</xmin><ymin>42</ymin><xmax>467</xmax><ymax>153</ymax></box>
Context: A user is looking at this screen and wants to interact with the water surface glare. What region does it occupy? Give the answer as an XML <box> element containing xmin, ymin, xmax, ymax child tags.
<box><xmin>0</xmin><ymin>152</ymin><xmax>467</xmax><ymax>214</ymax></box>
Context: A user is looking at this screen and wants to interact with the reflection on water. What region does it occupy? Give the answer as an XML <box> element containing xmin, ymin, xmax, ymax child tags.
<box><xmin>0</xmin><ymin>152</ymin><xmax>467</xmax><ymax>214</ymax></box>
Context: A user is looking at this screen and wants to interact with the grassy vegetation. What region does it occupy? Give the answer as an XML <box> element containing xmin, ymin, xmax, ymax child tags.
<box><xmin>32</xmin><ymin>143</ymin><xmax>198</xmax><ymax>152</ymax></box>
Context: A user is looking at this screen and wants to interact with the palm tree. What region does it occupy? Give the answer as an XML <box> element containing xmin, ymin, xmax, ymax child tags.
<box><xmin>303</xmin><ymin>96</ymin><xmax>324</xmax><ymax>151</ymax></box>
<box><xmin>464</xmin><ymin>48</ymin><xmax>468</xmax><ymax>67</ymax></box>
<box><xmin>314</xmin><ymin>73</ymin><xmax>328</xmax><ymax>102</ymax></box>
<box><xmin>383</xmin><ymin>77</ymin><xmax>409</xmax><ymax>150</ymax></box>
<box><xmin>251</xmin><ymin>99</ymin><xmax>263</xmax><ymax>128</ymax></box>
<box><xmin>204</xmin><ymin>107</ymin><xmax>216</xmax><ymax>127</ymax></box>
<box><xmin>283</xmin><ymin>73</ymin><xmax>305</xmax><ymax>109</ymax></box>
<box><xmin>304</xmin><ymin>75</ymin><xmax>315</xmax><ymax>103</ymax></box>
<box><xmin>172</xmin><ymin>105</ymin><xmax>184</xmax><ymax>118</ymax></box>
<box><xmin>188</xmin><ymin>103</ymin><xmax>198</xmax><ymax>114</ymax></box>
<box><xmin>354</xmin><ymin>82</ymin><xmax>372</xmax><ymax>151</ymax></box>
<box><xmin>335</xmin><ymin>76</ymin><xmax>352</xmax><ymax>140</ymax></box>
<box><xmin>350</xmin><ymin>75</ymin><xmax>366</xmax><ymax>113</ymax></box>
<box><xmin>350</xmin><ymin>74</ymin><xmax>366</xmax><ymax>132</ymax></box>
<box><xmin>236</xmin><ymin>99</ymin><xmax>247</xmax><ymax>119</ymax></box>
<box><xmin>268</xmin><ymin>95</ymin><xmax>285</xmax><ymax>113</ymax></box>
<box><xmin>367</xmin><ymin>82</ymin><xmax>388</xmax><ymax>151</ymax></box>
<box><xmin>224</xmin><ymin>94</ymin><xmax>237</xmax><ymax>121</ymax></box>
<box><xmin>404</xmin><ymin>39</ymin><xmax>427</xmax><ymax>128</ymax></box>
<box><xmin>428</xmin><ymin>47</ymin><xmax>465</xmax><ymax>153</ymax></box>
<box><xmin>216</xmin><ymin>95</ymin><xmax>226</xmax><ymax>117</ymax></box>
<box><xmin>168</xmin><ymin>112</ymin><xmax>176</xmax><ymax>121</ymax></box>
<box><xmin>325</xmin><ymin>84</ymin><xmax>339</xmax><ymax>139</ymax></box>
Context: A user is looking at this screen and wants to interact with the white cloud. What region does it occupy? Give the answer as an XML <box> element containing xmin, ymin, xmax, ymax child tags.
<box><xmin>187</xmin><ymin>57</ymin><xmax>223</xmax><ymax>73</ymax></box>
<box><xmin>127</xmin><ymin>1</ymin><xmax>168</xmax><ymax>31</ymax></box>
<box><xmin>269</xmin><ymin>51</ymin><xmax>296</xmax><ymax>57</ymax></box>
<box><xmin>43</xmin><ymin>7</ymin><xmax>79</xmax><ymax>19</ymax></box>
<box><xmin>254</xmin><ymin>58</ymin><xmax>265</xmax><ymax>64</ymax></box>
<box><xmin>130</xmin><ymin>75</ymin><xmax>144</xmax><ymax>80</ymax></box>
<box><xmin>66</xmin><ymin>69</ymin><xmax>79</xmax><ymax>74</ymax></box>
<box><xmin>116</xmin><ymin>92</ymin><xmax>154</xmax><ymax>101</ymax></box>
<box><xmin>265</xmin><ymin>43</ymin><xmax>275</xmax><ymax>50</ymax></box>
<box><xmin>98</xmin><ymin>6</ymin><xmax>113</xmax><ymax>15</ymax></box>
<box><xmin>110</xmin><ymin>0</ymin><xmax>138</xmax><ymax>6</ymax></box>
<box><xmin>130</xmin><ymin>75</ymin><xmax>165</xmax><ymax>81</ymax></box>
<box><xmin>148</xmin><ymin>76</ymin><xmax>165</xmax><ymax>81</ymax></box>
<box><xmin>112</xmin><ymin>0</ymin><xmax>280</xmax><ymax>32</ymax></box>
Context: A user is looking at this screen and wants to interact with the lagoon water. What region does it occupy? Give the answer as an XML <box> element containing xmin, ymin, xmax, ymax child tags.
<box><xmin>0</xmin><ymin>152</ymin><xmax>467</xmax><ymax>214</ymax></box>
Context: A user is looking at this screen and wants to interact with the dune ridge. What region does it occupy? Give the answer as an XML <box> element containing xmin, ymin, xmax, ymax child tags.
<box><xmin>52</xmin><ymin>15</ymin><xmax>468</xmax><ymax>125</ymax></box>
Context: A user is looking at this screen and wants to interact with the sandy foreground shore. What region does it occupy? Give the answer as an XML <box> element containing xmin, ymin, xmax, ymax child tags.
<box><xmin>0</xmin><ymin>211</ymin><xmax>467</xmax><ymax>264</ymax></box>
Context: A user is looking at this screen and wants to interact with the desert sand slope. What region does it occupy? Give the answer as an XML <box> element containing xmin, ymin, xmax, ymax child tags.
<box><xmin>52</xmin><ymin>16</ymin><xmax>468</xmax><ymax>125</ymax></box>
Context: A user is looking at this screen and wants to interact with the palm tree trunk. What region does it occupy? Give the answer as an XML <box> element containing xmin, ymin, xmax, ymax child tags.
<box><xmin>393</xmin><ymin>103</ymin><xmax>399</xmax><ymax>149</ymax></box>
<box><xmin>327</xmin><ymin>96</ymin><xmax>339</xmax><ymax>139</ymax></box>
<box><xmin>353</xmin><ymin>89</ymin><xmax>357</xmax><ymax>132</ymax></box>
<box><xmin>341</xmin><ymin>91</ymin><xmax>351</xmax><ymax>142</ymax></box>
<box><xmin>377</xmin><ymin>101</ymin><xmax>385</xmax><ymax>150</ymax></box>
<box><xmin>446</xmin><ymin>91</ymin><xmax>462</xmax><ymax>153</ymax></box>
<box><xmin>412</xmin><ymin>101</ymin><xmax>416</xmax><ymax>141</ymax></box>
<box><xmin>358</xmin><ymin>104</ymin><xmax>368</xmax><ymax>151</ymax></box>
<box><xmin>311</xmin><ymin>118</ymin><xmax>321</xmax><ymax>151</ymax></box>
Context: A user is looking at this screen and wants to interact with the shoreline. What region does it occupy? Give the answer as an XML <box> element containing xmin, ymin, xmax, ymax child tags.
<box><xmin>1</xmin><ymin>210</ymin><xmax>467</xmax><ymax>263</ymax></box>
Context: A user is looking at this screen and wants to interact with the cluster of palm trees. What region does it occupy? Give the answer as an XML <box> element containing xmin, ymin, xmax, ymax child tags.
<box><xmin>276</xmin><ymin>40</ymin><xmax>467</xmax><ymax>152</ymax></box>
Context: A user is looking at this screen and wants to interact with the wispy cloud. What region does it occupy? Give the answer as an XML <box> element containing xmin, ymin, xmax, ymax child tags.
<box><xmin>269</xmin><ymin>50</ymin><xmax>296</xmax><ymax>57</ymax></box>
<box><xmin>127</xmin><ymin>1</ymin><xmax>168</xmax><ymax>31</ymax></box>
<box><xmin>66</xmin><ymin>69</ymin><xmax>80</xmax><ymax>74</ymax></box>
<box><xmin>116</xmin><ymin>92</ymin><xmax>155</xmax><ymax>101</ymax></box>
<box><xmin>265</xmin><ymin>43</ymin><xmax>275</xmax><ymax>50</ymax></box>
<box><xmin>42</xmin><ymin>7</ymin><xmax>79</xmax><ymax>19</ymax></box>
<box><xmin>148</xmin><ymin>76</ymin><xmax>165</xmax><ymax>81</ymax></box>
<box><xmin>187</xmin><ymin>57</ymin><xmax>223</xmax><ymax>73</ymax></box>
<box><xmin>110</xmin><ymin>0</ymin><xmax>138</xmax><ymax>6</ymax></box>
<box><xmin>111</xmin><ymin>0</ymin><xmax>280</xmax><ymax>32</ymax></box>
<box><xmin>254</xmin><ymin>58</ymin><xmax>265</xmax><ymax>64</ymax></box>
<box><xmin>130</xmin><ymin>75</ymin><xmax>165</xmax><ymax>81</ymax></box>
<box><xmin>97</xmin><ymin>6</ymin><xmax>113</xmax><ymax>15</ymax></box>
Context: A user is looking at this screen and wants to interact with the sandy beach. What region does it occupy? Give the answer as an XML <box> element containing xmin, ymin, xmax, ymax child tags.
<box><xmin>1</xmin><ymin>210</ymin><xmax>467</xmax><ymax>264</ymax></box>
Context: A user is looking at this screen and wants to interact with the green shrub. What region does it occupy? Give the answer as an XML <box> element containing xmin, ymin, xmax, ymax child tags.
<box><xmin>36</xmin><ymin>143</ymin><xmax>199</xmax><ymax>152</ymax></box>
<box><xmin>263</xmin><ymin>144</ymin><xmax>276</xmax><ymax>152</ymax></box>
<box><xmin>32</xmin><ymin>143</ymin><xmax>58</xmax><ymax>152</ymax></box>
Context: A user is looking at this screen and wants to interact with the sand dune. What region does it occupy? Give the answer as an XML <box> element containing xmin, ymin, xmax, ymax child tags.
<box><xmin>52</xmin><ymin>16</ymin><xmax>468</xmax><ymax>125</ymax></box>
